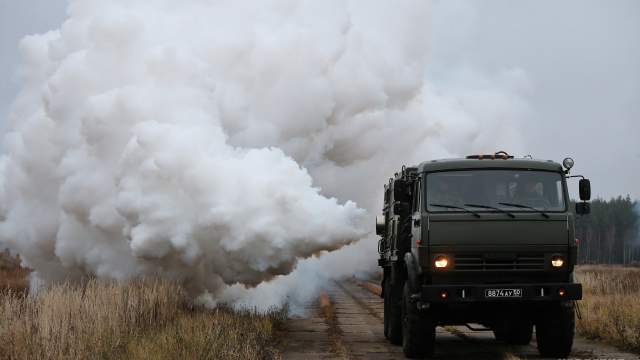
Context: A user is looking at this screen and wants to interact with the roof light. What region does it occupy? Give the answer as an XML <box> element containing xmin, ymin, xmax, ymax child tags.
<box><xmin>466</xmin><ymin>152</ymin><xmax>513</xmax><ymax>160</ymax></box>
<box><xmin>563</xmin><ymin>157</ymin><xmax>574</xmax><ymax>170</ymax></box>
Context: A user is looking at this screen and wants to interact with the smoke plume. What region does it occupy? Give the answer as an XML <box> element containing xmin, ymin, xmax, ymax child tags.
<box><xmin>0</xmin><ymin>0</ymin><xmax>527</xmax><ymax>309</ymax></box>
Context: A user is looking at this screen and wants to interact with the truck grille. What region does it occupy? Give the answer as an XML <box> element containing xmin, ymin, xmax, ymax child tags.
<box><xmin>454</xmin><ymin>254</ymin><xmax>545</xmax><ymax>271</ymax></box>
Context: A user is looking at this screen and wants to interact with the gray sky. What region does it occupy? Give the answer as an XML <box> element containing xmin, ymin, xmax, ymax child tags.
<box><xmin>0</xmin><ymin>0</ymin><xmax>638</xmax><ymax>200</ymax></box>
<box><xmin>430</xmin><ymin>0</ymin><xmax>640</xmax><ymax>200</ymax></box>
<box><xmin>0</xmin><ymin>0</ymin><xmax>67</xmax><ymax>120</ymax></box>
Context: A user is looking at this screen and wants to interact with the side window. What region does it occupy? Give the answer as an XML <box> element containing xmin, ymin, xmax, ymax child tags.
<box><xmin>413</xmin><ymin>179</ymin><xmax>422</xmax><ymax>213</ymax></box>
<box><xmin>417</xmin><ymin>180</ymin><xmax>422</xmax><ymax>212</ymax></box>
<box><xmin>554</xmin><ymin>180</ymin><xmax>563</xmax><ymax>207</ymax></box>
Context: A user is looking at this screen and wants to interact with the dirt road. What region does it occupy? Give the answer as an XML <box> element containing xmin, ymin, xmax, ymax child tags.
<box><xmin>281</xmin><ymin>279</ymin><xmax>638</xmax><ymax>360</ymax></box>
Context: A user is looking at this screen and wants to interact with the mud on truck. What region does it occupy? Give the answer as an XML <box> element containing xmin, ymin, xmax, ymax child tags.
<box><xmin>377</xmin><ymin>152</ymin><xmax>591</xmax><ymax>358</ymax></box>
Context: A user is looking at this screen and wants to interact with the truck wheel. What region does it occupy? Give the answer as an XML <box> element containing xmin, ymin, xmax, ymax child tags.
<box><xmin>384</xmin><ymin>277</ymin><xmax>403</xmax><ymax>345</ymax></box>
<box><xmin>536</xmin><ymin>301</ymin><xmax>575</xmax><ymax>358</ymax></box>
<box><xmin>401</xmin><ymin>283</ymin><xmax>435</xmax><ymax>358</ymax></box>
<box><xmin>383</xmin><ymin>277</ymin><xmax>390</xmax><ymax>339</ymax></box>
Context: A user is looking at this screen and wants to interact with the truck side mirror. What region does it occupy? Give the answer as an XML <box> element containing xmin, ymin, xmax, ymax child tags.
<box><xmin>576</xmin><ymin>202</ymin><xmax>590</xmax><ymax>215</ymax></box>
<box><xmin>376</xmin><ymin>215</ymin><xmax>386</xmax><ymax>236</ymax></box>
<box><xmin>579</xmin><ymin>178</ymin><xmax>591</xmax><ymax>201</ymax></box>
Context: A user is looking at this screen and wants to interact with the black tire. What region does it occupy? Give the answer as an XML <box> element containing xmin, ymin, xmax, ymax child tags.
<box><xmin>385</xmin><ymin>277</ymin><xmax>403</xmax><ymax>345</ymax></box>
<box><xmin>536</xmin><ymin>301</ymin><xmax>575</xmax><ymax>358</ymax></box>
<box><xmin>401</xmin><ymin>283</ymin><xmax>435</xmax><ymax>358</ymax></box>
<box><xmin>383</xmin><ymin>277</ymin><xmax>390</xmax><ymax>339</ymax></box>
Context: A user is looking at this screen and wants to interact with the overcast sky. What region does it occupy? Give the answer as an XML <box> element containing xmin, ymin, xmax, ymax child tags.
<box><xmin>429</xmin><ymin>0</ymin><xmax>639</xmax><ymax>200</ymax></box>
<box><xmin>0</xmin><ymin>0</ymin><xmax>638</xmax><ymax>200</ymax></box>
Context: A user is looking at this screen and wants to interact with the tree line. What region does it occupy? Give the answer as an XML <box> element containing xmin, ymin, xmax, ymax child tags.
<box><xmin>573</xmin><ymin>196</ymin><xmax>640</xmax><ymax>265</ymax></box>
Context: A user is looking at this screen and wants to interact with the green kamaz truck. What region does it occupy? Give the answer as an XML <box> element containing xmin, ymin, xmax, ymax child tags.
<box><xmin>377</xmin><ymin>152</ymin><xmax>591</xmax><ymax>358</ymax></box>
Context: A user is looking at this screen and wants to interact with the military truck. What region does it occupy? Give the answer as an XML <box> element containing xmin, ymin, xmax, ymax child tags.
<box><xmin>377</xmin><ymin>152</ymin><xmax>591</xmax><ymax>358</ymax></box>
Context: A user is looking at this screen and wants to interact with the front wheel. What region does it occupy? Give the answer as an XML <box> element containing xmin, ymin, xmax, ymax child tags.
<box><xmin>384</xmin><ymin>276</ymin><xmax>402</xmax><ymax>345</ymax></box>
<box><xmin>383</xmin><ymin>277</ymin><xmax>390</xmax><ymax>339</ymax></box>
<box><xmin>401</xmin><ymin>283</ymin><xmax>435</xmax><ymax>358</ymax></box>
<box><xmin>536</xmin><ymin>301</ymin><xmax>575</xmax><ymax>358</ymax></box>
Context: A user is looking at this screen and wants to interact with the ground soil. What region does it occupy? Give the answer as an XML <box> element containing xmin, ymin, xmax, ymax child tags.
<box><xmin>280</xmin><ymin>279</ymin><xmax>639</xmax><ymax>360</ymax></box>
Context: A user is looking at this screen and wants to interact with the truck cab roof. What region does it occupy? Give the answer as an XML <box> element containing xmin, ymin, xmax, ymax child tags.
<box><xmin>416</xmin><ymin>157</ymin><xmax>564</xmax><ymax>173</ymax></box>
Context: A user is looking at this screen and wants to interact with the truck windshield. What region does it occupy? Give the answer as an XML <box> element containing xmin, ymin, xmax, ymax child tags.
<box><xmin>426</xmin><ymin>170</ymin><xmax>566</xmax><ymax>213</ymax></box>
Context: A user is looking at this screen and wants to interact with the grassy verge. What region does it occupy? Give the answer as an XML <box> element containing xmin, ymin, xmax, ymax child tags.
<box><xmin>0</xmin><ymin>267</ymin><xmax>283</xmax><ymax>359</ymax></box>
<box><xmin>575</xmin><ymin>265</ymin><xmax>640</xmax><ymax>352</ymax></box>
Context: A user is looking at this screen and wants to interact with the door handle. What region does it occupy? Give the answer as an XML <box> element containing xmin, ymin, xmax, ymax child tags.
<box><xmin>413</xmin><ymin>218</ymin><xmax>421</xmax><ymax>227</ymax></box>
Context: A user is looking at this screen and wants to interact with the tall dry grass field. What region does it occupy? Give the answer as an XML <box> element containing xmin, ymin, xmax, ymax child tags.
<box><xmin>0</xmin><ymin>276</ymin><xmax>283</xmax><ymax>359</ymax></box>
<box><xmin>0</xmin><ymin>252</ymin><xmax>29</xmax><ymax>297</ymax></box>
<box><xmin>575</xmin><ymin>265</ymin><xmax>640</xmax><ymax>352</ymax></box>
<box><xmin>0</xmin><ymin>268</ymin><xmax>30</xmax><ymax>297</ymax></box>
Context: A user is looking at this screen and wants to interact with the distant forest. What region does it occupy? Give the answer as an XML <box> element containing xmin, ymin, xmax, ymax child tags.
<box><xmin>573</xmin><ymin>196</ymin><xmax>640</xmax><ymax>265</ymax></box>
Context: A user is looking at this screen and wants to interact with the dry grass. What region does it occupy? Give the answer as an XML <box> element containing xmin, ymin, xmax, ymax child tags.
<box><xmin>0</xmin><ymin>268</ymin><xmax>30</xmax><ymax>297</ymax></box>
<box><xmin>125</xmin><ymin>305</ymin><xmax>282</xmax><ymax>360</ymax></box>
<box><xmin>0</xmin><ymin>277</ymin><xmax>283</xmax><ymax>360</ymax></box>
<box><xmin>0</xmin><ymin>251</ymin><xmax>20</xmax><ymax>270</ymax></box>
<box><xmin>0</xmin><ymin>251</ymin><xmax>30</xmax><ymax>297</ymax></box>
<box><xmin>575</xmin><ymin>265</ymin><xmax>640</xmax><ymax>352</ymax></box>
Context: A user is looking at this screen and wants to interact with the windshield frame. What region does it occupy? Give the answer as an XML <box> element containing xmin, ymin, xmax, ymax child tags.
<box><xmin>423</xmin><ymin>168</ymin><xmax>569</xmax><ymax>214</ymax></box>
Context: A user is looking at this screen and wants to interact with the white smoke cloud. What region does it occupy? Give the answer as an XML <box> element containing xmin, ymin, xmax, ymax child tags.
<box><xmin>0</xmin><ymin>0</ymin><xmax>529</xmax><ymax>310</ymax></box>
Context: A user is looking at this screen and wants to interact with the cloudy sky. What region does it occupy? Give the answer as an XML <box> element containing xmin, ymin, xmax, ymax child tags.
<box><xmin>0</xmin><ymin>0</ymin><xmax>638</xmax><ymax>200</ymax></box>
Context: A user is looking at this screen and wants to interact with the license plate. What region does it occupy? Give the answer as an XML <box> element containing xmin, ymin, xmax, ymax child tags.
<box><xmin>484</xmin><ymin>288</ymin><xmax>523</xmax><ymax>298</ymax></box>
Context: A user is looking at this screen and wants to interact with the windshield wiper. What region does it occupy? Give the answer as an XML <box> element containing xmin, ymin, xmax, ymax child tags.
<box><xmin>429</xmin><ymin>203</ymin><xmax>481</xmax><ymax>218</ymax></box>
<box><xmin>498</xmin><ymin>202</ymin><xmax>550</xmax><ymax>218</ymax></box>
<box><xmin>464</xmin><ymin>203</ymin><xmax>515</xmax><ymax>218</ymax></box>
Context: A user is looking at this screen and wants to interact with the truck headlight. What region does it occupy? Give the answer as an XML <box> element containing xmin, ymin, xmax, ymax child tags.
<box><xmin>434</xmin><ymin>255</ymin><xmax>450</xmax><ymax>269</ymax></box>
<box><xmin>551</xmin><ymin>256</ymin><xmax>564</xmax><ymax>268</ymax></box>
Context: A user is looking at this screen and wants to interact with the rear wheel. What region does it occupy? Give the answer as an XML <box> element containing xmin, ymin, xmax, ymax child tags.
<box><xmin>536</xmin><ymin>301</ymin><xmax>575</xmax><ymax>358</ymax></box>
<box><xmin>384</xmin><ymin>276</ymin><xmax>403</xmax><ymax>345</ymax></box>
<box><xmin>401</xmin><ymin>283</ymin><xmax>435</xmax><ymax>358</ymax></box>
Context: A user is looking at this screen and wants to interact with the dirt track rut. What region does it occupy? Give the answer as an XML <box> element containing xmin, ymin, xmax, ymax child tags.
<box><xmin>281</xmin><ymin>279</ymin><xmax>639</xmax><ymax>360</ymax></box>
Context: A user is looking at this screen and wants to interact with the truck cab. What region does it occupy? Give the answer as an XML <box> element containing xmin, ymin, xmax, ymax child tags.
<box><xmin>377</xmin><ymin>152</ymin><xmax>591</xmax><ymax>358</ymax></box>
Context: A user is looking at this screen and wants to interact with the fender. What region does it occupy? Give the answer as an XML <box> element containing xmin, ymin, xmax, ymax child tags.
<box><xmin>404</xmin><ymin>252</ymin><xmax>421</xmax><ymax>293</ymax></box>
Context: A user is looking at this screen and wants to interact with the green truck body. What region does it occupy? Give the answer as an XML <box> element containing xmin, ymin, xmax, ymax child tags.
<box><xmin>377</xmin><ymin>153</ymin><xmax>591</xmax><ymax>358</ymax></box>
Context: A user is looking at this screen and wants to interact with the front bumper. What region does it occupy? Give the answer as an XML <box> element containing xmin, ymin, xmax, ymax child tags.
<box><xmin>421</xmin><ymin>282</ymin><xmax>582</xmax><ymax>303</ymax></box>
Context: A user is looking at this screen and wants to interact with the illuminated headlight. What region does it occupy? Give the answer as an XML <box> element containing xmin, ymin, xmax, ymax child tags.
<box><xmin>551</xmin><ymin>256</ymin><xmax>564</xmax><ymax>268</ymax></box>
<box><xmin>562</xmin><ymin>157</ymin><xmax>574</xmax><ymax>170</ymax></box>
<box><xmin>434</xmin><ymin>256</ymin><xmax>450</xmax><ymax>269</ymax></box>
